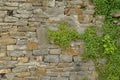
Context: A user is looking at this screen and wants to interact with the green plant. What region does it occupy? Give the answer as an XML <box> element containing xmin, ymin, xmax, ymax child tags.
<box><xmin>47</xmin><ymin>22</ymin><xmax>80</xmax><ymax>49</ymax></box>
<box><xmin>93</xmin><ymin>0</ymin><xmax>120</xmax><ymax>19</ymax></box>
<box><xmin>81</xmin><ymin>26</ymin><xmax>101</xmax><ymax>58</ymax></box>
<box><xmin>80</xmin><ymin>0</ymin><xmax>120</xmax><ymax>79</ymax></box>
<box><xmin>102</xmin><ymin>34</ymin><xmax>116</xmax><ymax>56</ymax></box>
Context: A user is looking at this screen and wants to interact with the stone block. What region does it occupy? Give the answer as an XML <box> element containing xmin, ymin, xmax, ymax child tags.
<box><xmin>16</xmin><ymin>72</ymin><xmax>31</xmax><ymax>77</ymax></box>
<box><xmin>0</xmin><ymin>69</ymin><xmax>11</xmax><ymax>74</ymax></box>
<box><xmin>12</xmin><ymin>66</ymin><xmax>28</xmax><ymax>73</ymax></box>
<box><xmin>26</xmin><ymin>41</ymin><xmax>38</xmax><ymax>51</ymax></box>
<box><xmin>18</xmin><ymin>57</ymin><xmax>29</xmax><ymax>63</ymax></box>
<box><xmin>8</xmin><ymin>51</ymin><xmax>25</xmax><ymax>57</ymax></box>
<box><xmin>0</xmin><ymin>11</ymin><xmax>7</xmax><ymax>17</ymax></box>
<box><xmin>44</xmin><ymin>55</ymin><xmax>59</xmax><ymax>63</ymax></box>
<box><xmin>19</xmin><ymin>3</ymin><xmax>32</xmax><ymax>10</ymax></box>
<box><xmin>40</xmin><ymin>76</ymin><xmax>50</xmax><ymax>80</ymax></box>
<box><xmin>51</xmin><ymin>77</ymin><xmax>68</xmax><ymax>80</ymax></box>
<box><xmin>75</xmin><ymin>8</ymin><xmax>83</xmax><ymax>15</ymax></box>
<box><xmin>13</xmin><ymin>77</ymin><xmax>23</xmax><ymax>80</ymax></box>
<box><xmin>4</xmin><ymin>16</ymin><xmax>18</xmax><ymax>22</ymax></box>
<box><xmin>60</xmin><ymin>54</ymin><xmax>72</xmax><ymax>63</ymax></box>
<box><xmin>34</xmin><ymin>67</ymin><xmax>46</xmax><ymax>76</ymax></box>
<box><xmin>33</xmin><ymin>49</ymin><xmax>48</xmax><ymax>56</ymax></box>
<box><xmin>0</xmin><ymin>38</ymin><xmax>16</xmax><ymax>45</ymax></box>
<box><xmin>49</xmin><ymin>49</ymin><xmax>61</xmax><ymax>54</ymax></box>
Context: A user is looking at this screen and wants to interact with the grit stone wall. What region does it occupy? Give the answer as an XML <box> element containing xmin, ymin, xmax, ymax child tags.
<box><xmin>0</xmin><ymin>0</ymin><xmax>103</xmax><ymax>80</ymax></box>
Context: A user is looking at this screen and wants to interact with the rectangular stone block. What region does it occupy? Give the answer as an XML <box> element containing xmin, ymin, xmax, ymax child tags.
<box><xmin>0</xmin><ymin>69</ymin><xmax>11</xmax><ymax>74</ymax></box>
<box><xmin>44</xmin><ymin>55</ymin><xmax>59</xmax><ymax>63</ymax></box>
<box><xmin>16</xmin><ymin>72</ymin><xmax>31</xmax><ymax>77</ymax></box>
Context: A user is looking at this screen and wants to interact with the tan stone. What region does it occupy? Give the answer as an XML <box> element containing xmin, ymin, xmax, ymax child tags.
<box><xmin>75</xmin><ymin>8</ymin><xmax>83</xmax><ymax>15</ymax></box>
<box><xmin>62</xmin><ymin>48</ymin><xmax>79</xmax><ymax>56</ymax></box>
<box><xmin>7</xmin><ymin>45</ymin><xmax>15</xmax><ymax>50</ymax></box>
<box><xmin>58</xmin><ymin>63</ymin><xmax>72</xmax><ymax>68</ymax></box>
<box><xmin>13</xmin><ymin>77</ymin><xmax>23</xmax><ymax>80</ymax></box>
<box><xmin>35</xmin><ymin>67</ymin><xmax>46</xmax><ymax>76</ymax></box>
<box><xmin>51</xmin><ymin>68</ymin><xmax>63</xmax><ymax>72</ymax></box>
<box><xmin>26</xmin><ymin>41</ymin><xmax>38</xmax><ymax>51</ymax></box>
<box><xmin>0</xmin><ymin>69</ymin><xmax>11</xmax><ymax>74</ymax></box>
<box><xmin>78</xmin><ymin>15</ymin><xmax>84</xmax><ymax>23</ymax></box>
<box><xmin>17</xmin><ymin>72</ymin><xmax>31</xmax><ymax>77</ymax></box>
<box><xmin>0</xmin><ymin>38</ymin><xmax>16</xmax><ymax>44</ymax></box>
<box><xmin>34</xmin><ymin>56</ymin><xmax>42</xmax><ymax>62</ymax></box>
<box><xmin>0</xmin><ymin>53</ymin><xmax>6</xmax><ymax>57</ymax></box>
<box><xmin>0</xmin><ymin>32</ymin><xmax>9</xmax><ymax>37</ymax></box>
<box><xmin>11</xmin><ymin>56</ymin><xmax>17</xmax><ymax>60</ymax></box>
<box><xmin>64</xmin><ymin>8</ymin><xmax>70</xmax><ymax>16</ymax></box>
<box><xmin>18</xmin><ymin>57</ymin><xmax>29</xmax><ymax>63</ymax></box>
<box><xmin>89</xmin><ymin>15</ymin><xmax>93</xmax><ymax>23</ymax></box>
<box><xmin>0</xmin><ymin>60</ymin><xmax>5</xmax><ymax>63</ymax></box>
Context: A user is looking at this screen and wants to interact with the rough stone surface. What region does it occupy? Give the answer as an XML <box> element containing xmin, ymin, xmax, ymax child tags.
<box><xmin>0</xmin><ymin>0</ymin><xmax>98</xmax><ymax>80</ymax></box>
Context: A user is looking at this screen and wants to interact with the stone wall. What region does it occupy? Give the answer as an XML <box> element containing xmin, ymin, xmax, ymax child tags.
<box><xmin>0</xmin><ymin>0</ymin><xmax>100</xmax><ymax>80</ymax></box>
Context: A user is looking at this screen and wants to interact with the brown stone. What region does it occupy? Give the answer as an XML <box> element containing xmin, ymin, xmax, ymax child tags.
<box><xmin>0</xmin><ymin>32</ymin><xmax>9</xmax><ymax>37</ymax></box>
<box><xmin>34</xmin><ymin>56</ymin><xmax>43</xmax><ymax>62</ymax></box>
<box><xmin>11</xmin><ymin>56</ymin><xmax>17</xmax><ymax>60</ymax></box>
<box><xmin>17</xmin><ymin>72</ymin><xmax>31</xmax><ymax>77</ymax></box>
<box><xmin>35</xmin><ymin>67</ymin><xmax>46</xmax><ymax>76</ymax></box>
<box><xmin>0</xmin><ymin>53</ymin><xmax>6</xmax><ymax>57</ymax></box>
<box><xmin>0</xmin><ymin>38</ymin><xmax>16</xmax><ymax>44</ymax></box>
<box><xmin>13</xmin><ymin>77</ymin><xmax>23</xmax><ymax>80</ymax></box>
<box><xmin>0</xmin><ymin>69</ymin><xmax>11</xmax><ymax>74</ymax></box>
<box><xmin>26</xmin><ymin>41</ymin><xmax>38</xmax><ymax>51</ymax></box>
<box><xmin>58</xmin><ymin>63</ymin><xmax>73</xmax><ymax>68</ymax></box>
<box><xmin>78</xmin><ymin>15</ymin><xmax>84</xmax><ymax>23</ymax></box>
<box><xmin>51</xmin><ymin>68</ymin><xmax>63</xmax><ymax>72</ymax></box>
<box><xmin>18</xmin><ymin>57</ymin><xmax>29</xmax><ymax>63</ymax></box>
<box><xmin>75</xmin><ymin>8</ymin><xmax>83</xmax><ymax>15</ymax></box>
<box><xmin>62</xmin><ymin>48</ymin><xmax>79</xmax><ymax>56</ymax></box>
<box><xmin>64</xmin><ymin>8</ymin><xmax>70</xmax><ymax>16</ymax></box>
<box><xmin>89</xmin><ymin>15</ymin><xmax>93</xmax><ymax>23</ymax></box>
<box><xmin>112</xmin><ymin>12</ymin><xmax>120</xmax><ymax>18</ymax></box>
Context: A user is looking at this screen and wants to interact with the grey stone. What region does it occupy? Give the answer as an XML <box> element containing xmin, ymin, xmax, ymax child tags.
<box><xmin>70</xmin><ymin>72</ymin><xmax>77</xmax><ymax>80</ymax></box>
<box><xmin>6</xmin><ymin>61</ymin><xmax>18</xmax><ymax>68</ymax></box>
<box><xmin>24</xmin><ymin>77</ymin><xmax>38</xmax><ymax>80</ymax></box>
<box><xmin>26</xmin><ymin>32</ymin><xmax>36</xmax><ymax>38</ymax></box>
<box><xmin>51</xmin><ymin>77</ymin><xmax>68</xmax><ymax>80</ymax></box>
<box><xmin>37</xmin><ymin>26</ymin><xmax>49</xmax><ymax>49</ymax></box>
<box><xmin>40</xmin><ymin>76</ymin><xmax>50</xmax><ymax>80</ymax></box>
<box><xmin>44</xmin><ymin>55</ymin><xmax>59</xmax><ymax>63</ymax></box>
<box><xmin>33</xmin><ymin>8</ymin><xmax>43</xmax><ymax>14</ymax></box>
<box><xmin>8</xmin><ymin>51</ymin><xmax>25</xmax><ymax>57</ymax></box>
<box><xmin>4</xmin><ymin>2</ymin><xmax>19</xmax><ymax>7</ymax></box>
<box><xmin>33</xmin><ymin>49</ymin><xmax>48</xmax><ymax>56</ymax></box>
<box><xmin>17</xmin><ymin>39</ymin><xmax>27</xmax><ymax>45</ymax></box>
<box><xmin>73</xmin><ymin>56</ymin><xmax>82</xmax><ymax>62</ymax></box>
<box><xmin>48</xmin><ymin>0</ymin><xmax>55</xmax><ymax>7</ymax></box>
<box><xmin>19</xmin><ymin>3</ymin><xmax>33</xmax><ymax>10</ymax></box>
<box><xmin>60</xmin><ymin>54</ymin><xmax>72</xmax><ymax>63</ymax></box>
<box><xmin>6</xmin><ymin>73</ymin><xmax>15</xmax><ymax>80</ymax></box>
<box><xmin>60</xmin><ymin>72</ymin><xmax>70</xmax><ymax>77</ymax></box>
<box><xmin>45</xmin><ymin>7</ymin><xmax>64</xmax><ymax>16</ymax></box>
<box><xmin>12</xmin><ymin>66</ymin><xmax>28</xmax><ymax>73</ymax></box>
<box><xmin>14</xmin><ymin>13</ymin><xmax>32</xmax><ymax>19</ymax></box>
<box><xmin>4</xmin><ymin>16</ymin><xmax>18</xmax><ymax>22</ymax></box>
<box><xmin>49</xmin><ymin>49</ymin><xmax>61</xmax><ymax>54</ymax></box>
<box><xmin>0</xmin><ymin>11</ymin><xmax>7</xmax><ymax>17</ymax></box>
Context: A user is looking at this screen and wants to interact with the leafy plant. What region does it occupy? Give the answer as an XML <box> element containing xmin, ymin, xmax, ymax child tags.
<box><xmin>93</xmin><ymin>0</ymin><xmax>120</xmax><ymax>19</ymax></box>
<box><xmin>47</xmin><ymin>22</ymin><xmax>80</xmax><ymax>49</ymax></box>
<box><xmin>102</xmin><ymin>34</ymin><xmax>116</xmax><ymax>56</ymax></box>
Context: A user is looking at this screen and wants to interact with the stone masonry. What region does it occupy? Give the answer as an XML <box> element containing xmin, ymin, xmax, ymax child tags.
<box><xmin>0</xmin><ymin>0</ymin><xmax>102</xmax><ymax>80</ymax></box>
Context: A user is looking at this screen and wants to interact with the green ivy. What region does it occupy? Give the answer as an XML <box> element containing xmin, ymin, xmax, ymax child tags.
<box><xmin>47</xmin><ymin>22</ymin><xmax>80</xmax><ymax>49</ymax></box>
